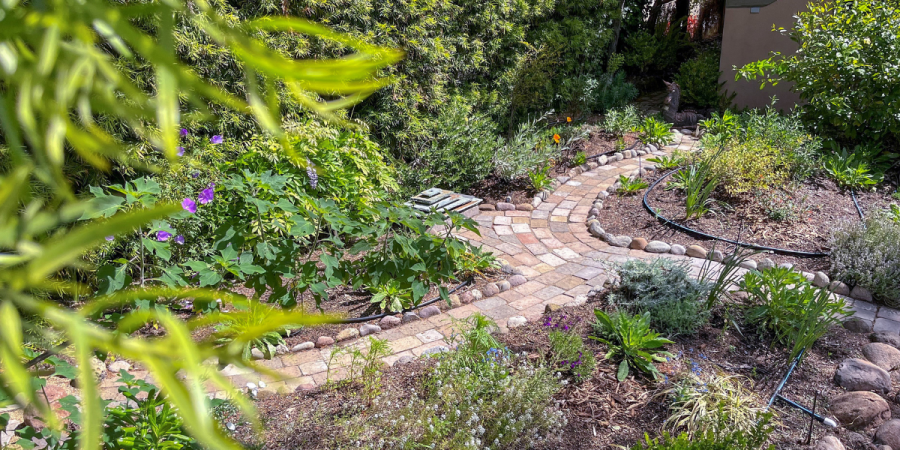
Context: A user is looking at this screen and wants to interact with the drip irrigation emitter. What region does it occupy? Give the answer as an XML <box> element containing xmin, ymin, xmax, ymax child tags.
<box><xmin>765</xmin><ymin>349</ymin><xmax>838</xmax><ymax>428</ymax></box>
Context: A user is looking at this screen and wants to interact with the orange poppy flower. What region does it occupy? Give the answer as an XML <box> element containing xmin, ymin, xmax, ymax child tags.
<box><xmin>553</xmin><ymin>134</ymin><xmax>561</xmax><ymax>143</ymax></box>
<box><xmin>566</xmin><ymin>117</ymin><xmax>572</xmax><ymax>123</ymax></box>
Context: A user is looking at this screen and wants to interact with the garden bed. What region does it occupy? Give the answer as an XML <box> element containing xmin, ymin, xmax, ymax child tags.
<box><xmin>220</xmin><ymin>297</ymin><xmax>873</xmax><ymax>449</ymax></box>
<box><xmin>597</xmin><ymin>173</ymin><xmax>894</xmax><ymax>272</ymax></box>
<box><xmin>467</xmin><ymin>131</ymin><xmax>639</xmax><ymax>207</ymax></box>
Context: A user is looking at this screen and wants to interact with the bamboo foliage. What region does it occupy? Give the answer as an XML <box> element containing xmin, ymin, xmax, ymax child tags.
<box><xmin>0</xmin><ymin>0</ymin><xmax>400</xmax><ymax>448</ymax></box>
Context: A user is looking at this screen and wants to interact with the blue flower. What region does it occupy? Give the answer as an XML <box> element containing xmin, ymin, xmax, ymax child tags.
<box><xmin>210</xmin><ymin>135</ymin><xmax>223</xmax><ymax>145</ymax></box>
<box><xmin>177</xmin><ymin>146</ymin><xmax>185</xmax><ymax>156</ymax></box>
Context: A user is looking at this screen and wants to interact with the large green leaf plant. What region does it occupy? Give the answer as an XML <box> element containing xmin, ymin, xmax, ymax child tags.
<box><xmin>0</xmin><ymin>0</ymin><xmax>400</xmax><ymax>449</ymax></box>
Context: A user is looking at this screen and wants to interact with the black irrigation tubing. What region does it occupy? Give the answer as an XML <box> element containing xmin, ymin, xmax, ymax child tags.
<box><xmin>850</xmin><ymin>189</ymin><xmax>865</xmax><ymax>219</ymax></box>
<box><xmin>333</xmin><ymin>278</ymin><xmax>472</xmax><ymax>324</ymax></box>
<box><xmin>642</xmin><ymin>168</ymin><xmax>830</xmax><ymax>258</ymax></box>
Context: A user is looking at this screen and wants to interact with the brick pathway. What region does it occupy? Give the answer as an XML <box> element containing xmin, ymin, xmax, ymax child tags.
<box><xmin>4</xmin><ymin>132</ymin><xmax>899</xmax><ymax>440</ymax></box>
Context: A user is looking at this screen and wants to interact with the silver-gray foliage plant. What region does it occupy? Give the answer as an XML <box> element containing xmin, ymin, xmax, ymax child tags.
<box><xmin>830</xmin><ymin>214</ymin><xmax>900</xmax><ymax>308</ymax></box>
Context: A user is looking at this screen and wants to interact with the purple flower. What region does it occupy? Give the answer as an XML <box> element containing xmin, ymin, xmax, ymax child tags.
<box><xmin>180</xmin><ymin>128</ymin><xmax>189</xmax><ymax>137</ymax></box>
<box><xmin>306</xmin><ymin>158</ymin><xmax>318</xmax><ymax>189</ymax></box>
<box><xmin>105</xmin><ymin>236</ymin><xmax>114</xmax><ymax>242</ymax></box>
<box><xmin>199</xmin><ymin>183</ymin><xmax>215</xmax><ymax>204</ymax></box>
<box><xmin>182</xmin><ymin>198</ymin><xmax>197</xmax><ymax>214</ymax></box>
<box><xmin>192</xmin><ymin>172</ymin><xmax>199</xmax><ymax>179</ymax></box>
<box><xmin>177</xmin><ymin>146</ymin><xmax>185</xmax><ymax>156</ymax></box>
<box><xmin>157</xmin><ymin>231</ymin><xmax>172</xmax><ymax>242</ymax></box>
<box><xmin>174</xmin><ymin>235</ymin><xmax>185</xmax><ymax>245</ymax></box>
<box><xmin>210</xmin><ymin>135</ymin><xmax>223</xmax><ymax>145</ymax></box>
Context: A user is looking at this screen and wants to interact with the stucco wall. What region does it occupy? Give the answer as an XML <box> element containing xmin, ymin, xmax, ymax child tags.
<box><xmin>720</xmin><ymin>0</ymin><xmax>808</xmax><ymax>110</ymax></box>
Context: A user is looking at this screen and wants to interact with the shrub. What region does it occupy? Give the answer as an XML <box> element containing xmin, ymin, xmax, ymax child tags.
<box><xmin>583</xmin><ymin>71</ymin><xmax>640</xmax><ymax>113</ymax></box>
<box><xmin>7</xmin><ymin>373</ymin><xmax>203</xmax><ymax>449</ymax></box>
<box><xmin>603</xmin><ymin>105</ymin><xmax>642</xmax><ymax>136</ymax></box>
<box><xmin>700</xmin><ymin>108</ymin><xmax>820</xmax><ymax>195</ymax></box>
<box><xmin>631</xmin><ymin>414</ymin><xmax>775</xmax><ymax>450</ymax></box>
<box><xmin>609</xmin><ymin>259</ymin><xmax>711</xmax><ymax>335</ymax></box>
<box><xmin>674</xmin><ymin>49</ymin><xmax>725</xmax><ymax>109</ymax></box>
<box><xmin>740</xmin><ymin>267</ymin><xmax>850</xmax><ymax>361</ymax></box>
<box><xmin>830</xmin><ymin>215</ymin><xmax>900</xmax><ymax>307</ymax></box>
<box><xmin>346</xmin><ymin>314</ymin><xmax>566</xmax><ymax>448</ymax></box>
<box><xmin>494</xmin><ymin>113</ymin><xmax>558</xmax><ymax>181</ymax></box>
<box><xmin>624</xmin><ymin>26</ymin><xmax>693</xmax><ymax>74</ymax></box>
<box><xmin>528</xmin><ymin>165</ymin><xmax>555</xmax><ymax>193</ymax></box>
<box><xmin>671</xmin><ymin>162</ymin><xmax>719</xmax><ymax>220</ymax></box>
<box><xmin>591</xmin><ymin>310</ymin><xmax>674</xmax><ymax>381</ymax></box>
<box><xmin>328</xmin><ymin>337</ymin><xmax>392</xmax><ymax>404</ymax></box>
<box><xmin>660</xmin><ymin>372</ymin><xmax>763</xmax><ymax>438</ymax></box>
<box><xmin>647</xmin><ymin>154</ymin><xmax>683</xmax><ymax>171</ymax></box>
<box><xmin>737</xmin><ymin>0</ymin><xmax>900</xmax><ymax>143</ymax></box>
<box><xmin>399</xmin><ymin>96</ymin><xmax>501</xmax><ymax>193</ymax></box>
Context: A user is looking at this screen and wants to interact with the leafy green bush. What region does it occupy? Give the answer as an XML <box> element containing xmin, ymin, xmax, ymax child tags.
<box><xmin>637</xmin><ymin>116</ymin><xmax>675</xmax><ymax>149</ymax></box>
<box><xmin>609</xmin><ymin>259</ymin><xmax>711</xmax><ymax>335</ymax></box>
<box><xmin>399</xmin><ymin>96</ymin><xmax>501</xmax><ymax>193</ymax></box>
<box><xmin>631</xmin><ymin>414</ymin><xmax>775</xmax><ymax>450</ymax></box>
<box><xmin>624</xmin><ymin>26</ymin><xmax>693</xmax><ymax>74</ymax></box>
<box><xmin>0</xmin><ymin>0</ymin><xmax>401</xmax><ymax>447</ymax></box>
<box><xmin>6</xmin><ymin>373</ymin><xmax>203</xmax><ymax>450</ymax></box>
<box><xmin>583</xmin><ymin>71</ymin><xmax>640</xmax><ymax>113</ymax></box>
<box><xmin>740</xmin><ymin>267</ymin><xmax>849</xmax><ymax>361</ymax></box>
<box><xmin>528</xmin><ymin>165</ymin><xmax>555</xmax><ymax>193</ymax></box>
<box><xmin>821</xmin><ymin>146</ymin><xmax>883</xmax><ymax>190</ymax></box>
<box><xmin>674</xmin><ymin>49</ymin><xmax>724</xmax><ymax>109</ymax></box>
<box><xmin>592</xmin><ymin>310</ymin><xmax>674</xmax><ymax>381</ymax></box>
<box><xmin>647</xmin><ymin>155</ymin><xmax>683</xmax><ymax>171</ymax></box>
<box><xmin>700</xmin><ymin>108</ymin><xmax>820</xmax><ymax>195</ymax></box>
<box><xmin>603</xmin><ymin>105</ymin><xmax>642</xmax><ymax>136</ymax></box>
<box><xmin>737</xmin><ymin>0</ymin><xmax>900</xmax><ymax>143</ymax></box>
<box><xmin>830</xmin><ymin>214</ymin><xmax>900</xmax><ymax>307</ymax></box>
<box><xmin>660</xmin><ymin>372</ymin><xmax>763</xmax><ymax>438</ymax></box>
<box><xmin>494</xmin><ymin>114</ymin><xmax>559</xmax><ymax>181</ymax></box>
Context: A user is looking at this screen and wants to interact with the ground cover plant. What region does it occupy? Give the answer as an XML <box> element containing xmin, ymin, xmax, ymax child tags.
<box><xmin>830</xmin><ymin>214</ymin><xmax>900</xmax><ymax>307</ymax></box>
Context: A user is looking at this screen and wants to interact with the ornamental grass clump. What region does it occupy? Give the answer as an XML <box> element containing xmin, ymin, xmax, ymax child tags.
<box><xmin>830</xmin><ymin>215</ymin><xmax>900</xmax><ymax>308</ymax></box>
<box><xmin>658</xmin><ymin>372</ymin><xmax>763</xmax><ymax>438</ymax></box>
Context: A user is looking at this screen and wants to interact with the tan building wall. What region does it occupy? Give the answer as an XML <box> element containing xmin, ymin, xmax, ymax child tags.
<box><xmin>719</xmin><ymin>0</ymin><xmax>808</xmax><ymax>110</ymax></box>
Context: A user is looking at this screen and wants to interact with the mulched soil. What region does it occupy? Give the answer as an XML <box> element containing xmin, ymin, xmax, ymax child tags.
<box><xmin>220</xmin><ymin>293</ymin><xmax>880</xmax><ymax>449</ymax></box>
<box><xmin>467</xmin><ymin>131</ymin><xmax>640</xmax><ymax>206</ymax></box>
<box><xmin>598</xmin><ymin>172</ymin><xmax>884</xmax><ymax>273</ymax></box>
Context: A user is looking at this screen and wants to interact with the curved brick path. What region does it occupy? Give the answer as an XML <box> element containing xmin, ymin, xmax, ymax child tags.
<box><xmin>4</xmin><ymin>133</ymin><xmax>898</xmax><ymax>439</ymax></box>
